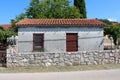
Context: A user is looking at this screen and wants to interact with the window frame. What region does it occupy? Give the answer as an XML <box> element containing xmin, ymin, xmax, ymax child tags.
<box><xmin>33</xmin><ymin>33</ymin><xmax>44</xmax><ymax>51</ymax></box>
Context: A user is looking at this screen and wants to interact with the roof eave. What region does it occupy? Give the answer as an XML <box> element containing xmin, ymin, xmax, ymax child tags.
<box><xmin>16</xmin><ymin>24</ymin><xmax>105</xmax><ymax>28</ymax></box>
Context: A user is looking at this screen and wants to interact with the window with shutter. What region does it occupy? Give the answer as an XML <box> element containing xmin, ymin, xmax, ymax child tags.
<box><xmin>33</xmin><ymin>33</ymin><xmax>44</xmax><ymax>51</ymax></box>
<box><xmin>66</xmin><ymin>33</ymin><xmax>78</xmax><ymax>52</ymax></box>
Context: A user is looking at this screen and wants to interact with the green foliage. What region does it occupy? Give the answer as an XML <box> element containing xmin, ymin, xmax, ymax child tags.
<box><xmin>109</xmin><ymin>25</ymin><xmax>120</xmax><ymax>45</ymax></box>
<box><xmin>74</xmin><ymin>0</ymin><xmax>87</xmax><ymax>18</ymax></box>
<box><xmin>15</xmin><ymin>13</ymin><xmax>27</xmax><ymax>22</ymax></box>
<box><xmin>26</xmin><ymin>0</ymin><xmax>40</xmax><ymax>18</ymax></box>
<box><xmin>0</xmin><ymin>27</ymin><xmax>16</xmax><ymax>44</ymax></box>
<box><xmin>99</xmin><ymin>19</ymin><xmax>120</xmax><ymax>45</ymax></box>
<box><xmin>9</xmin><ymin>15</ymin><xmax>22</xmax><ymax>36</ymax></box>
<box><xmin>63</xmin><ymin>6</ymin><xmax>81</xmax><ymax>18</ymax></box>
<box><xmin>98</xmin><ymin>19</ymin><xmax>112</xmax><ymax>25</ymax></box>
<box><xmin>26</xmin><ymin>0</ymin><xmax>81</xmax><ymax>19</ymax></box>
<box><xmin>0</xmin><ymin>27</ymin><xmax>4</xmax><ymax>30</ymax></box>
<box><xmin>0</xmin><ymin>29</ymin><xmax>5</xmax><ymax>42</ymax></box>
<box><xmin>10</xmin><ymin>19</ymin><xmax>18</xmax><ymax>33</ymax></box>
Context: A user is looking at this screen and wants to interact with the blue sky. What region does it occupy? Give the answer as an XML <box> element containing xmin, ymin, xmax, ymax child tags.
<box><xmin>0</xmin><ymin>0</ymin><xmax>120</xmax><ymax>24</ymax></box>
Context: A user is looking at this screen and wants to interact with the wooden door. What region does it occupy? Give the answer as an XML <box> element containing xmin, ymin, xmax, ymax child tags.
<box><xmin>66</xmin><ymin>33</ymin><xmax>78</xmax><ymax>52</ymax></box>
<box><xmin>33</xmin><ymin>33</ymin><xmax>44</xmax><ymax>51</ymax></box>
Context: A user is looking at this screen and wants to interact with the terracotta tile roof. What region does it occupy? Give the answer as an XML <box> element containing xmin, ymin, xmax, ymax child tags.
<box><xmin>0</xmin><ymin>24</ymin><xmax>12</xmax><ymax>30</ymax></box>
<box><xmin>16</xmin><ymin>18</ymin><xmax>106</xmax><ymax>27</ymax></box>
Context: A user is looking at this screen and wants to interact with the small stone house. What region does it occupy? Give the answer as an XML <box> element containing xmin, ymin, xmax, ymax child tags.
<box><xmin>16</xmin><ymin>19</ymin><xmax>105</xmax><ymax>52</ymax></box>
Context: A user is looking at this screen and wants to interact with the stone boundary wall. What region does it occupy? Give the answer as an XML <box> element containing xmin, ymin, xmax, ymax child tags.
<box><xmin>7</xmin><ymin>49</ymin><xmax>120</xmax><ymax>68</ymax></box>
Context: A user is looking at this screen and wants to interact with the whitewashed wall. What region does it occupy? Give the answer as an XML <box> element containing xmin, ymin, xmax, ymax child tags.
<box><xmin>18</xmin><ymin>27</ymin><xmax>103</xmax><ymax>52</ymax></box>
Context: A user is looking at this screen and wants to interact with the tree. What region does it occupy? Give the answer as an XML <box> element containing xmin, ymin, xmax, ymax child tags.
<box><xmin>15</xmin><ymin>13</ymin><xmax>27</xmax><ymax>22</ymax></box>
<box><xmin>26</xmin><ymin>0</ymin><xmax>40</xmax><ymax>18</ymax></box>
<box><xmin>109</xmin><ymin>25</ymin><xmax>120</xmax><ymax>45</ymax></box>
<box><xmin>0</xmin><ymin>28</ymin><xmax>6</xmax><ymax>42</ymax></box>
<box><xmin>98</xmin><ymin>19</ymin><xmax>112</xmax><ymax>25</ymax></box>
<box><xmin>99</xmin><ymin>19</ymin><xmax>120</xmax><ymax>45</ymax></box>
<box><xmin>26</xmin><ymin>0</ymin><xmax>81</xmax><ymax>18</ymax></box>
<box><xmin>10</xmin><ymin>19</ymin><xmax>18</xmax><ymax>33</ymax></box>
<box><xmin>0</xmin><ymin>28</ymin><xmax>16</xmax><ymax>45</ymax></box>
<box><xmin>74</xmin><ymin>0</ymin><xmax>87</xmax><ymax>18</ymax></box>
<box><xmin>98</xmin><ymin>19</ymin><xmax>112</xmax><ymax>36</ymax></box>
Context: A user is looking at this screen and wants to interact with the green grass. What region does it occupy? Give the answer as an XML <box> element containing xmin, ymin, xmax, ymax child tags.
<box><xmin>0</xmin><ymin>64</ymin><xmax>120</xmax><ymax>73</ymax></box>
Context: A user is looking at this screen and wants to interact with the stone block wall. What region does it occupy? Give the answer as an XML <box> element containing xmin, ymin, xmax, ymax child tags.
<box><xmin>7</xmin><ymin>49</ymin><xmax>120</xmax><ymax>68</ymax></box>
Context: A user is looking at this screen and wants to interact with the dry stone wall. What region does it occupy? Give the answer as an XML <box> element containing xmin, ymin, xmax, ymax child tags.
<box><xmin>7</xmin><ymin>49</ymin><xmax>120</xmax><ymax>68</ymax></box>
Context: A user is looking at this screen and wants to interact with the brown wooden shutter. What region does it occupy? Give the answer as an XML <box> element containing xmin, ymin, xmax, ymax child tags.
<box><xmin>66</xmin><ymin>33</ymin><xmax>78</xmax><ymax>52</ymax></box>
<box><xmin>33</xmin><ymin>33</ymin><xmax>44</xmax><ymax>51</ymax></box>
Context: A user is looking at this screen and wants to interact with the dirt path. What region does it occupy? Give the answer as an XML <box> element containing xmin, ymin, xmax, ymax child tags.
<box><xmin>0</xmin><ymin>69</ymin><xmax>120</xmax><ymax>80</ymax></box>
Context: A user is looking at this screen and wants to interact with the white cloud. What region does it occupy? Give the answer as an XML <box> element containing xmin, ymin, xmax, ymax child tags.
<box><xmin>107</xmin><ymin>18</ymin><xmax>117</xmax><ymax>22</ymax></box>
